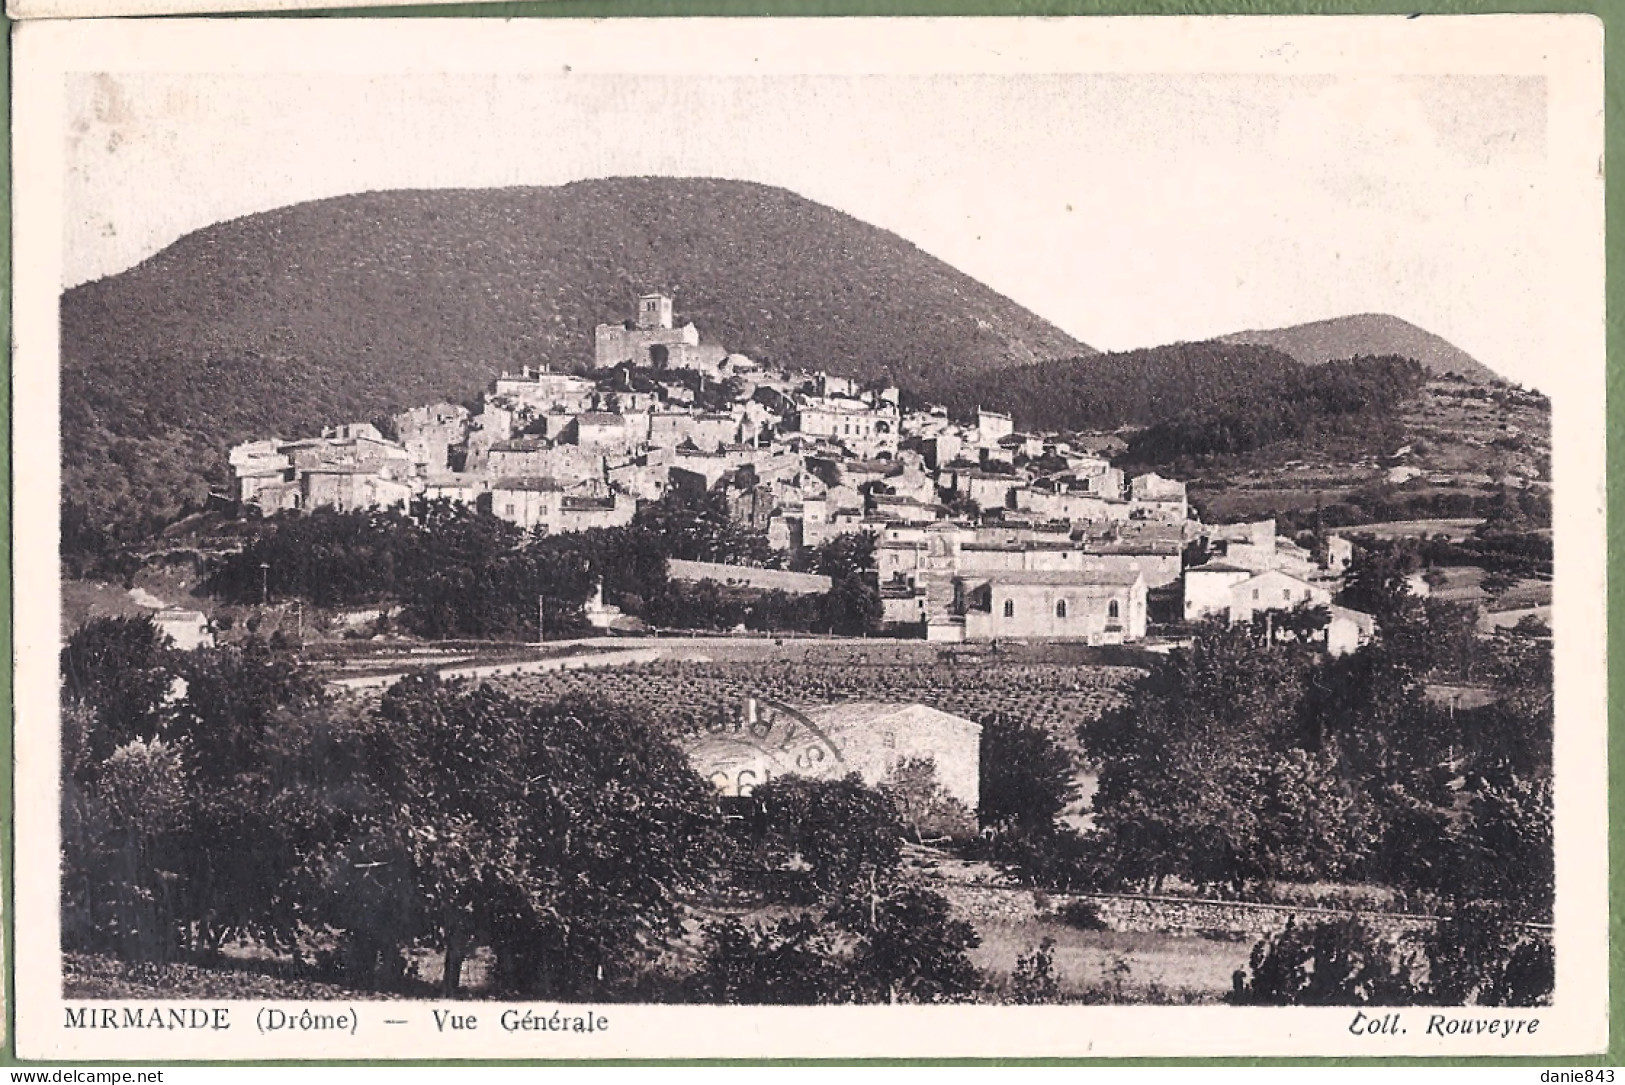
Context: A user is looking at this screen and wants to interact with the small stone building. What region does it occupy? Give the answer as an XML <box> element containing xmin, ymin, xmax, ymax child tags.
<box><xmin>153</xmin><ymin>608</ymin><xmax>213</xmax><ymax>651</ymax></box>
<box><xmin>684</xmin><ymin>700</ymin><xmax>981</xmax><ymax>811</ymax></box>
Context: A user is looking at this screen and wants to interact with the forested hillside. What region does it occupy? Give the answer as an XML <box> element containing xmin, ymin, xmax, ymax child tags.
<box><xmin>1124</xmin><ymin>355</ymin><xmax>1428</xmax><ymax>464</ymax></box>
<box><xmin>939</xmin><ymin>342</ymin><xmax>1308</xmax><ymax>432</ymax></box>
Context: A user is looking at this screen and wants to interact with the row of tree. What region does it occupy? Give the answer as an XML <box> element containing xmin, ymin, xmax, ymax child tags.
<box><xmin>202</xmin><ymin>493</ymin><xmax>883</xmax><ymax>640</ymax></box>
<box><xmin>954</xmin><ymin>570</ymin><xmax>1555</xmax><ymax>1004</ymax></box>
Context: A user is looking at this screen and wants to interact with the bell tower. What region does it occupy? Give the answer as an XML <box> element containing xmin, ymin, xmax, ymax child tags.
<box><xmin>636</xmin><ymin>293</ymin><xmax>674</xmax><ymax>330</ymax></box>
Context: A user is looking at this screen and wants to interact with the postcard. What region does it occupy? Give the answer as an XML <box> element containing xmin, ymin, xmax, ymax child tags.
<box><xmin>5</xmin><ymin>0</ymin><xmax>483</xmax><ymax>21</ymax></box>
<box><xmin>11</xmin><ymin>14</ymin><xmax>1607</xmax><ymax>1059</ymax></box>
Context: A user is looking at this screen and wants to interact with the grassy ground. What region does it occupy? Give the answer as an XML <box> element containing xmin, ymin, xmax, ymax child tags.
<box><xmin>1426</xmin><ymin>568</ymin><xmax>1551</xmax><ymax>611</ymax></box>
<box><xmin>970</xmin><ymin>916</ymin><xmax>1246</xmax><ymax>1004</ymax></box>
<box><xmin>60</xmin><ymin>580</ymin><xmax>149</xmax><ymax>638</ymax></box>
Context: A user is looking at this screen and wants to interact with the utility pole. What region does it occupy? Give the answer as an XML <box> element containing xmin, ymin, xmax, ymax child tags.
<box><xmin>260</xmin><ymin>562</ymin><xmax>270</xmax><ymax>605</ymax></box>
<box><xmin>537</xmin><ymin>595</ymin><xmax>545</xmax><ymax>643</ymax></box>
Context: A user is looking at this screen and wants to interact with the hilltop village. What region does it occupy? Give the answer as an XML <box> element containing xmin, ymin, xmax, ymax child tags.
<box><xmin>228</xmin><ymin>293</ymin><xmax>1373</xmax><ymax>650</ymax></box>
<box><xmin>68</xmin><ymin>290</ymin><xmax>1553</xmax><ymax>1008</ymax></box>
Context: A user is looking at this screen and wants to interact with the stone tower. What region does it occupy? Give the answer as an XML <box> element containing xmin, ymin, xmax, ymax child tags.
<box><xmin>636</xmin><ymin>293</ymin><xmax>674</xmax><ymax>330</ymax></box>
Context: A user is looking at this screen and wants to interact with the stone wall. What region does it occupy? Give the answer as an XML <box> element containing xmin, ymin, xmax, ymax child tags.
<box><xmin>938</xmin><ymin>882</ymin><xmax>1442</xmax><ymax>940</ymax></box>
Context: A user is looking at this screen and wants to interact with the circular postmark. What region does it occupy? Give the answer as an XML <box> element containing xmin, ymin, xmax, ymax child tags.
<box><xmin>682</xmin><ymin>697</ymin><xmax>845</xmax><ymax>797</ymax></box>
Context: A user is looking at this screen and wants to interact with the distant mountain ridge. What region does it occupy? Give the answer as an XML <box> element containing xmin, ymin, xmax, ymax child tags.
<box><xmin>61</xmin><ymin>178</ymin><xmax>1089</xmax><ymax>534</ymax></box>
<box><xmin>1218</xmin><ymin>314</ymin><xmax>1500</xmax><ymax>383</ymax></box>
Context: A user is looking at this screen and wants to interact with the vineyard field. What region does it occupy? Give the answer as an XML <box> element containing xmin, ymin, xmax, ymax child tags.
<box><xmin>489</xmin><ymin>655</ymin><xmax>1146</xmax><ymax>748</ymax></box>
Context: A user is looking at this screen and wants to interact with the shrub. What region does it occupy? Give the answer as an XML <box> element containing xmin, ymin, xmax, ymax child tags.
<box><xmin>1230</xmin><ymin>917</ymin><xmax>1418</xmax><ymax>1006</ymax></box>
<box><xmin>1009</xmin><ymin>938</ymin><xmax>1061</xmax><ymax>1004</ymax></box>
<box><xmin>695</xmin><ymin>914</ymin><xmax>851</xmax><ymax>1005</ymax></box>
<box><xmin>1057</xmin><ymin>898</ymin><xmax>1110</xmax><ymax>932</ymax></box>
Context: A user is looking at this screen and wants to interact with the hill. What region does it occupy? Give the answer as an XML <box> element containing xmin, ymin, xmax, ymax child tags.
<box><xmin>1217</xmin><ymin>314</ymin><xmax>1500</xmax><ymax>383</ymax></box>
<box><xmin>61</xmin><ymin>178</ymin><xmax>1088</xmax><ymax>536</ymax></box>
<box><xmin>940</xmin><ymin>341</ymin><xmax>1308</xmax><ymax>432</ymax></box>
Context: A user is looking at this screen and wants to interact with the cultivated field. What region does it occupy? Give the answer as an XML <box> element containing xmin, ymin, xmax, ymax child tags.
<box><xmin>488</xmin><ymin>645</ymin><xmax>1146</xmax><ymax>750</ymax></box>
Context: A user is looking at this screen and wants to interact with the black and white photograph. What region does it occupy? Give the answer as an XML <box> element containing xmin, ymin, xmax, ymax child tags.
<box><xmin>11</xmin><ymin>15</ymin><xmax>1607</xmax><ymax>1059</ymax></box>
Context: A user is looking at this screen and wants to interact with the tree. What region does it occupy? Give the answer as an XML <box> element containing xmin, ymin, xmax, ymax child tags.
<box><xmin>362</xmin><ymin>679</ymin><xmax>728</xmax><ymax>997</ymax></box>
<box><xmin>62</xmin><ymin>737</ymin><xmax>191</xmax><ymax>963</ymax></box>
<box><xmin>1422</xmin><ymin>901</ymin><xmax>1551</xmax><ymax>1006</ymax></box>
<box><xmin>1459</xmin><ymin>776</ymin><xmax>1553</xmax><ymax>922</ymax></box>
<box><xmin>752</xmin><ymin>774</ymin><xmax>905</xmax><ymax>902</ymax></box>
<box><xmin>943</xmin><ymin>492</ymin><xmax>981</xmax><ymax>521</ymax></box>
<box><xmin>814</xmin><ymin>530</ymin><xmax>878</xmax><ymax>580</ymax></box>
<box><xmin>1258</xmin><ymin>602</ymin><xmax>1331</xmax><ymax>648</ymax></box>
<box><xmin>695</xmin><ymin>885</ymin><xmax>983</xmax><ymax>1005</ymax></box>
<box><xmin>1250</xmin><ymin>748</ymin><xmax>1374</xmax><ymax>884</ymax></box>
<box><xmin>818</xmin><ymin>573</ymin><xmax>883</xmax><ymax>636</ymax></box>
<box><xmin>60</xmin><ymin>622</ymin><xmax>357</xmax><ymax>966</ymax></box>
<box><xmin>840</xmin><ymin>885</ymin><xmax>983</xmax><ymax>1004</ymax></box>
<box><xmin>166</xmin><ymin>648</ymin><xmax>337</xmax><ymax>959</ymax></box>
<box><xmin>882</xmin><ymin>758</ymin><xmax>975</xmax><ymax>842</ymax></box>
<box><xmin>803</xmin><ymin>530</ymin><xmax>883</xmax><ymax>635</ymax></box>
<box><xmin>1009</xmin><ymin>938</ymin><xmax>1061</xmax><ymax>1004</ymax></box>
<box><xmin>61</xmin><ymin>616</ymin><xmax>176</xmax><ymax>768</ymax></box>
<box><xmin>631</xmin><ymin>489</ymin><xmax>774</xmax><ymax>567</ymax></box>
<box><xmin>1493</xmin><ymin>939</ymin><xmax>1556</xmax><ymax>1007</ymax></box>
<box><xmin>978</xmin><ymin>714</ymin><xmax>1077</xmax><ymax>834</ymax></box>
<box><xmin>1081</xmin><ymin>626</ymin><xmax>1325</xmax><ymax>892</ymax></box>
<box><xmin>1337</xmin><ymin>540</ymin><xmax>1421</xmax><ymax>621</ymax></box>
<box><xmin>167</xmin><ymin>642</ymin><xmax>326</xmax><ymax>782</ymax></box>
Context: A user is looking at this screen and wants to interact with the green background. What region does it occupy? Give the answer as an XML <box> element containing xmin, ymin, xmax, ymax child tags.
<box><xmin>1</xmin><ymin>0</ymin><xmax>1617</xmax><ymax>1067</ymax></box>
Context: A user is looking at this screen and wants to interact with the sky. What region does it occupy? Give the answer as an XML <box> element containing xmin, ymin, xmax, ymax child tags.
<box><xmin>63</xmin><ymin>63</ymin><xmax>1554</xmax><ymax>385</ymax></box>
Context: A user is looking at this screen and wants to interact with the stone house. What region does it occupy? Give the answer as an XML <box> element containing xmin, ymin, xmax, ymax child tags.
<box><xmin>1183</xmin><ymin>562</ymin><xmax>1260</xmax><ymax>621</ymax></box>
<box><xmin>1186</xmin><ymin>564</ymin><xmax>1333</xmax><ymax>624</ymax></box>
<box><xmin>975</xmin><ymin>408</ymin><xmax>1014</xmax><ymax>447</ymax></box>
<box><xmin>790</xmin><ymin>395</ymin><xmax>900</xmax><ymax>460</ymax></box>
<box><xmin>302</xmin><ymin>467</ymin><xmax>415</xmax><ymax>513</ymax></box>
<box><xmin>491</xmin><ymin>368</ymin><xmax>597</xmax><ymax>414</ymax></box>
<box><xmin>568</xmin><ymin>412</ymin><xmax>632</xmax><ymax>450</ymax></box>
<box><xmin>489</xmin><ymin>477</ymin><xmax>634</xmax><ymax>535</ymax></box>
<box><xmin>1327</xmin><ymin>605</ymin><xmax>1378</xmax><ymax>656</ymax></box>
<box><xmin>487</xmin><ymin>439</ymin><xmax>603</xmax><ymax>487</ymax></box>
<box><xmin>1228</xmin><ymin>569</ymin><xmax>1332</xmax><ymax>624</ymax></box>
<box><xmin>394</xmin><ymin>402</ymin><xmax>470</xmax><ymax>472</ymax></box>
<box><xmin>1129</xmin><ymin>471</ymin><xmax>1189</xmax><ymax>521</ymax></box>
